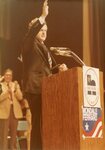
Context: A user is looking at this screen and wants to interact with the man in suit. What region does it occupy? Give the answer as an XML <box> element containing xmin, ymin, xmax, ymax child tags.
<box><xmin>22</xmin><ymin>0</ymin><xmax>68</xmax><ymax>150</ymax></box>
<box><xmin>0</xmin><ymin>68</ymin><xmax>23</xmax><ymax>150</ymax></box>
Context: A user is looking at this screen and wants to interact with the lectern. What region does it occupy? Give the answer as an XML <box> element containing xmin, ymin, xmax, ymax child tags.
<box><xmin>42</xmin><ymin>67</ymin><xmax>105</xmax><ymax>150</ymax></box>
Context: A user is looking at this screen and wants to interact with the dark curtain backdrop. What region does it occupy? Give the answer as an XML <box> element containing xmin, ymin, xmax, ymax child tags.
<box><xmin>0</xmin><ymin>0</ymin><xmax>83</xmax><ymax>83</ymax></box>
<box><xmin>89</xmin><ymin>0</ymin><xmax>105</xmax><ymax>68</ymax></box>
<box><xmin>88</xmin><ymin>0</ymin><xmax>105</xmax><ymax>86</ymax></box>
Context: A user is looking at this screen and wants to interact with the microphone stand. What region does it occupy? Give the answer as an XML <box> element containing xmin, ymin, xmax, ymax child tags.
<box><xmin>54</xmin><ymin>50</ymin><xmax>86</xmax><ymax>66</ymax></box>
<box><xmin>70</xmin><ymin>51</ymin><xmax>86</xmax><ymax>66</ymax></box>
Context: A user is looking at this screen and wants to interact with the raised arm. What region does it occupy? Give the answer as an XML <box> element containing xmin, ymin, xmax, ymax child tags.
<box><xmin>29</xmin><ymin>0</ymin><xmax>49</xmax><ymax>28</ymax></box>
<box><xmin>23</xmin><ymin>0</ymin><xmax>49</xmax><ymax>53</ymax></box>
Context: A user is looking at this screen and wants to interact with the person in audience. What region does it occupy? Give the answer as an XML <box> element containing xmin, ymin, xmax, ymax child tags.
<box><xmin>0</xmin><ymin>68</ymin><xmax>23</xmax><ymax>150</ymax></box>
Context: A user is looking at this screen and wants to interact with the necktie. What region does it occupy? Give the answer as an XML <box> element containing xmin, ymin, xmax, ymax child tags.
<box><xmin>48</xmin><ymin>52</ymin><xmax>52</xmax><ymax>68</ymax></box>
<box><xmin>42</xmin><ymin>43</ymin><xmax>52</xmax><ymax>68</ymax></box>
<box><xmin>7</xmin><ymin>83</ymin><xmax>13</xmax><ymax>102</ymax></box>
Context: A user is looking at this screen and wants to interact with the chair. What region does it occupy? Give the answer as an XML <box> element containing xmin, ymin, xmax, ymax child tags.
<box><xmin>17</xmin><ymin>120</ymin><xmax>31</xmax><ymax>150</ymax></box>
<box><xmin>17</xmin><ymin>99</ymin><xmax>32</xmax><ymax>150</ymax></box>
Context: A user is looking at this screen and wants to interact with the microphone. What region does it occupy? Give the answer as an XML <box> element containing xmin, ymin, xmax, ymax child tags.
<box><xmin>50</xmin><ymin>47</ymin><xmax>70</xmax><ymax>52</ymax></box>
<box><xmin>50</xmin><ymin>47</ymin><xmax>86</xmax><ymax>66</ymax></box>
<box><xmin>50</xmin><ymin>47</ymin><xmax>71</xmax><ymax>56</ymax></box>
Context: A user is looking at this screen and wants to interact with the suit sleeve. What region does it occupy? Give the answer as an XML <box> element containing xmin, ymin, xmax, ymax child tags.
<box><xmin>0</xmin><ymin>87</ymin><xmax>9</xmax><ymax>102</ymax></box>
<box><xmin>14</xmin><ymin>82</ymin><xmax>23</xmax><ymax>101</ymax></box>
<box><xmin>23</xmin><ymin>19</ymin><xmax>43</xmax><ymax>53</ymax></box>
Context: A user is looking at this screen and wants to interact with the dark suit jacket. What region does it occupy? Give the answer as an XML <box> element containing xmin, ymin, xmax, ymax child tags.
<box><xmin>22</xmin><ymin>19</ymin><xmax>57</xmax><ymax>94</ymax></box>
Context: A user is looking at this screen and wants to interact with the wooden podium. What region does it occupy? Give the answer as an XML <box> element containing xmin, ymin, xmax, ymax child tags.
<box><xmin>42</xmin><ymin>67</ymin><xmax>105</xmax><ymax>150</ymax></box>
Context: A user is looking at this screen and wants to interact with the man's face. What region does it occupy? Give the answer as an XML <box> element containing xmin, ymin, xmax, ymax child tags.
<box><xmin>36</xmin><ymin>24</ymin><xmax>47</xmax><ymax>43</ymax></box>
<box><xmin>4</xmin><ymin>71</ymin><xmax>12</xmax><ymax>83</ymax></box>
